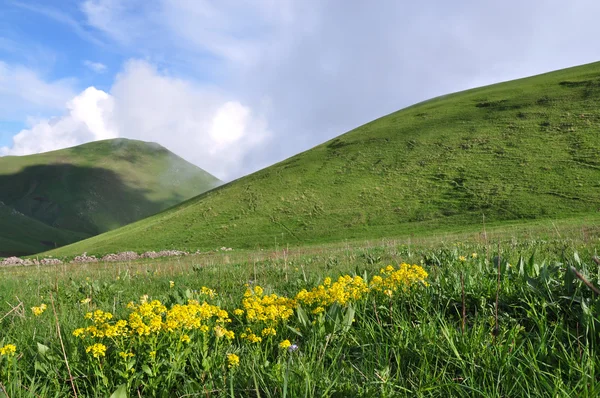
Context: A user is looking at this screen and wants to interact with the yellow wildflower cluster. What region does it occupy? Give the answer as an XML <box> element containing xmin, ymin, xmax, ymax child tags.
<box><xmin>0</xmin><ymin>344</ymin><xmax>17</xmax><ymax>357</ymax></box>
<box><xmin>240</xmin><ymin>286</ymin><xmax>295</xmax><ymax>325</ymax></box>
<box><xmin>73</xmin><ymin>295</ymin><xmax>234</xmax><ymax>353</ymax></box>
<box><xmin>85</xmin><ymin>343</ymin><xmax>107</xmax><ymax>359</ymax></box>
<box><xmin>295</xmin><ymin>275</ymin><xmax>369</xmax><ymax>308</ymax></box>
<box><xmin>73</xmin><ymin>310</ymin><xmax>127</xmax><ymax>339</ymax></box>
<box><xmin>227</xmin><ymin>353</ymin><xmax>240</xmax><ymax>368</ymax></box>
<box><xmin>240</xmin><ymin>327</ymin><xmax>262</xmax><ymax>343</ymax></box>
<box><xmin>200</xmin><ymin>286</ymin><xmax>217</xmax><ymax>298</ymax></box>
<box><xmin>369</xmin><ymin>263</ymin><xmax>429</xmax><ymax>297</ymax></box>
<box><xmin>69</xmin><ymin>264</ymin><xmax>428</xmax><ymax>367</ymax></box>
<box><xmin>31</xmin><ymin>303</ymin><xmax>47</xmax><ymax>316</ymax></box>
<box><xmin>119</xmin><ymin>351</ymin><xmax>135</xmax><ymax>359</ymax></box>
<box><xmin>279</xmin><ymin>339</ymin><xmax>291</xmax><ymax>349</ymax></box>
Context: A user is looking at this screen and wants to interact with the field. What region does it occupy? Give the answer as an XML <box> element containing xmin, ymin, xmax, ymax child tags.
<box><xmin>2</xmin><ymin>220</ymin><xmax>600</xmax><ymax>397</ymax></box>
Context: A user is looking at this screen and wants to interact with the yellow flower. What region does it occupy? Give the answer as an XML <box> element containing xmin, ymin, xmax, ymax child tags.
<box><xmin>261</xmin><ymin>327</ymin><xmax>276</xmax><ymax>337</ymax></box>
<box><xmin>0</xmin><ymin>344</ymin><xmax>17</xmax><ymax>357</ymax></box>
<box><xmin>119</xmin><ymin>351</ymin><xmax>135</xmax><ymax>359</ymax></box>
<box><xmin>180</xmin><ymin>334</ymin><xmax>191</xmax><ymax>343</ymax></box>
<box><xmin>80</xmin><ymin>298</ymin><xmax>91</xmax><ymax>304</ymax></box>
<box><xmin>233</xmin><ymin>308</ymin><xmax>244</xmax><ymax>316</ymax></box>
<box><xmin>471</xmin><ymin>253</ymin><xmax>478</xmax><ymax>259</ymax></box>
<box><xmin>72</xmin><ymin>328</ymin><xmax>86</xmax><ymax>338</ymax></box>
<box><xmin>279</xmin><ymin>340</ymin><xmax>291</xmax><ymax>350</ymax></box>
<box><xmin>149</xmin><ymin>351</ymin><xmax>156</xmax><ymax>359</ymax></box>
<box><xmin>200</xmin><ymin>286</ymin><xmax>217</xmax><ymax>298</ymax></box>
<box><xmin>31</xmin><ymin>303</ymin><xmax>47</xmax><ymax>316</ymax></box>
<box><xmin>169</xmin><ymin>281</ymin><xmax>175</xmax><ymax>289</ymax></box>
<box><xmin>85</xmin><ymin>343</ymin><xmax>107</xmax><ymax>359</ymax></box>
<box><xmin>227</xmin><ymin>353</ymin><xmax>240</xmax><ymax>368</ymax></box>
<box><xmin>459</xmin><ymin>256</ymin><xmax>467</xmax><ymax>262</ymax></box>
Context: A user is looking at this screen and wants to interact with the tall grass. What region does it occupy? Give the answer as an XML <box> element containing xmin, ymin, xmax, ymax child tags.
<box><xmin>1</xmin><ymin>236</ymin><xmax>600</xmax><ymax>397</ymax></box>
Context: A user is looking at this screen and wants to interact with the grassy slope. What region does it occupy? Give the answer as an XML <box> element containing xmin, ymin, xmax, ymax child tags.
<box><xmin>47</xmin><ymin>62</ymin><xmax>600</xmax><ymax>257</ymax></box>
<box><xmin>0</xmin><ymin>138</ymin><xmax>220</xmax><ymax>256</ymax></box>
<box><xmin>0</xmin><ymin>204</ymin><xmax>89</xmax><ymax>256</ymax></box>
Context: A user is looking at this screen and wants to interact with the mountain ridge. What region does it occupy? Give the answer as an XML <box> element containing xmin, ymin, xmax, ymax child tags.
<box><xmin>44</xmin><ymin>61</ymin><xmax>600</xmax><ymax>258</ymax></box>
<box><xmin>0</xmin><ymin>138</ymin><xmax>220</xmax><ymax>256</ymax></box>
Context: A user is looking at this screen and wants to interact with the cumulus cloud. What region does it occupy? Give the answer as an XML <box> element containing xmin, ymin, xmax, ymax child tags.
<box><xmin>1</xmin><ymin>60</ymin><xmax>270</xmax><ymax>181</ymax></box>
<box><xmin>0</xmin><ymin>87</ymin><xmax>116</xmax><ymax>156</ymax></box>
<box><xmin>83</xmin><ymin>60</ymin><xmax>107</xmax><ymax>73</ymax></box>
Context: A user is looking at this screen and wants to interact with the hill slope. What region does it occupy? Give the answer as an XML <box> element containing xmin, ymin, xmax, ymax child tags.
<box><xmin>0</xmin><ymin>139</ymin><xmax>220</xmax><ymax>256</ymax></box>
<box><xmin>46</xmin><ymin>62</ymin><xmax>600</xmax><ymax>257</ymax></box>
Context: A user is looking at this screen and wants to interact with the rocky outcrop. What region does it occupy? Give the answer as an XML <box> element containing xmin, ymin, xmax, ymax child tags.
<box><xmin>1</xmin><ymin>247</ymin><xmax>231</xmax><ymax>267</ymax></box>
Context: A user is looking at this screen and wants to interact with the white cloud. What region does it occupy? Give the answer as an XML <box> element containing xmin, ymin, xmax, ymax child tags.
<box><xmin>0</xmin><ymin>61</ymin><xmax>76</xmax><ymax>119</ymax></box>
<box><xmin>1</xmin><ymin>60</ymin><xmax>270</xmax><ymax>181</ymax></box>
<box><xmin>83</xmin><ymin>60</ymin><xmax>107</xmax><ymax>73</ymax></box>
<box><xmin>0</xmin><ymin>86</ymin><xmax>116</xmax><ymax>156</ymax></box>
<box><xmin>109</xmin><ymin>60</ymin><xmax>270</xmax><ymax>180</ymax></box>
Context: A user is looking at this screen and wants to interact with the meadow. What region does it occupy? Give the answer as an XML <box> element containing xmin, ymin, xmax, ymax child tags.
<box><xmin>1</xmin><ymin>221</ymin><xmax>600</xmax><ymax>397</ymax></box>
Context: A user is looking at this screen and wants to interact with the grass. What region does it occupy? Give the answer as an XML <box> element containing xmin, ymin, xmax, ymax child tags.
<box><xmin>1</xmin><ymin>224</ymin><xmax>600</xmax><ymax>396</ymax></box>
<box><xmin>44</xmin><ymin>61</ymin><xmax>600</xmax><ymax>258</ymax></box>
<box><xmin>0</xmin><ymin>138</ymin><xmax>220</xmax><ymax>256</ymax></box>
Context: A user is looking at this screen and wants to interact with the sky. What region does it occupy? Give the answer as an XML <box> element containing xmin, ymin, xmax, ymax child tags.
<box><xmin>1</xmin><ymin>0</ymin><xmax>600</xmax><ymax>182</ymax></box>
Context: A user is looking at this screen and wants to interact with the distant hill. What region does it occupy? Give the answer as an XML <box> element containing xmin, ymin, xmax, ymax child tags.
<box><xmin>46</xmin><ymin>61</ymin><xmax>600</xmax><ymax>258</ymax></box>
<box><xmin>0</xmin><ymin>138</ymin><xmax>220</xmax><ymax>256</ymax></box>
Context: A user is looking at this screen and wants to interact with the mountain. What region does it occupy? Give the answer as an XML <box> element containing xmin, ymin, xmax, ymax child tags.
<box><xmin>0</xmin><ymin>138</ymin><xmax>220</xmax><ymax>256</ymax></box>
<box><xmin>45</xmin><ymin>61</ymin><xmax>600</xmax><ymax>258</ymax></box>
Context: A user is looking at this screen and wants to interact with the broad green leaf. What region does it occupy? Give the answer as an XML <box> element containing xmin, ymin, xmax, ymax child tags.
<box><xmin>142</xmin><ymin>364</ymin><xmax>153</xmax><ymax>377</ymax></box>
<box><xmin>37</xmin><ymin>342</ymin><xmax>50</xmax><ymax>356</ymax></box>
<box><xmin>110</xmin><ymin>384</ymin><xmax>128</xmax><ymax>398</ymax></box>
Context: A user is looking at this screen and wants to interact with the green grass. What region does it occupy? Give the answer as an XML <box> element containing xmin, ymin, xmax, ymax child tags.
<box><xmin>1</xmin><ymin>226</ymin><xmax>600</xmax><ymax>396</ymax></box>
<box><xmin>0</xmin><ymin>138</ymin><xmax>220</xmax><ymax>256</ymax></box>
<box><xmin>46</xmin><ymin>61</ymin><xmax>600</xmax><ymax>258</ymax></box>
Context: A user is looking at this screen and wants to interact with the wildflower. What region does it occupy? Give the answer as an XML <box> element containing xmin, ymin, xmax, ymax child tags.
<box><xmin>169</xmin><ymin>281</ymin><xmax>175</xmax><ymax>289</ymax></box>
<box><xmin>0</xmin><ymin>344</ymin><xmax>17</xmax><ymax>357</ymax></box>
<box><xmin>72</xmin><ymin>328</ymin><xmax>86</xmax><ymax>338</ymax></box>
<box><xmin>471</xmin><ymin>253</ymin><xmax>478</xmax><ymax>259</ymax></box>
<box><xmin>262</xmin><ymin>327</ymin><xmax>276</xmax><ymax>337</ymax></box>
<box><xmin>288</xmin><ymin>344</ymin><xmax>299</xmax><ymax>353</ymax></box>
<box><xmin>279</xmin><ymin>340</ymin><xmax>291</xmax><ymax>350</ymax></box>
<box><xmin>459</xmin><ymin>256</ymin><xmax>467</xmax><ymax>262</ymax></box>
<box><xmin>31</xmin><ymin>303</ymin><xmax>47</xmax><ymax>316</ymax></box>
<box><xmin>85</xmin><ymin>343</ymin><xmax>107</xmax><ymax>359</ymax></box>
<box><xmin>180</xmin><ymin>334</ymin><xmax>191</xmax><ymax>343</ymax></box>
<box><xmin>214</xmin><ymin>326</ymin><xmax>225</xmax><ymax>338</ymax></box>
<box><xmin>119</xmin><ymin>351</ymin><xmax>134</xmax><ymax>359</ymax></box>
<box><xmin>227</xmin><ymin>353</ymin><xmax>240</xmax><ymax>368</ymax></box>
<box><xmin>149</xmin><ymin>351</ymin><xmax>156</xmax><ymax>360</ymax></box>
<box><xmin>200</xmin><ymin>286</ymin><xmax>217</xmax><ymax>298</ymax></box>
<box><xmin>233</xmin><ymin>308</ymin><xmax>244</xmax><ymax>316</ymax></box>
<box><xmin>80</xmin><ymin>298</ymin><xmax>91</xmax><ymax>304</ymax></box>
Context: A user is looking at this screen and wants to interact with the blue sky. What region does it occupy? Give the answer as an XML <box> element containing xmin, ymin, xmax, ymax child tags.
<box><xmin>2</xmin><ymin>0</ymin><xmax>600</xmax><ymax>181</ymax></box>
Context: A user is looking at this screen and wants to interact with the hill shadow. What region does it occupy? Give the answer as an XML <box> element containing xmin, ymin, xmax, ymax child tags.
<box><xmin>0</xmin><ymin>163</ymin><xmax>185</xmax><ymax>254</ymax></box>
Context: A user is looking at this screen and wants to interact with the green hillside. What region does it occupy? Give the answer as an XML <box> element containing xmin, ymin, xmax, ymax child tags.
<box><xmin>46</xmin><ymin>61</ymin><xmax>600</xmax><ymax>258</ymax></box>
<box><xmin>0</xmin><ymin>139</ymin><xmax>220</xmax><ymax>256</ymax></box>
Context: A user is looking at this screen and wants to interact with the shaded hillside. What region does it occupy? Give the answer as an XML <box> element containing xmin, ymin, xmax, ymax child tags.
<box><xmin>47</xmin><ymin>62</ymin><xmax>600</xmax><ymax>257</ymax></box>
<box><xmin>0</xmin><ymin>139</ymin><xmax>220</xmax><ymax>256</ymax></box>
